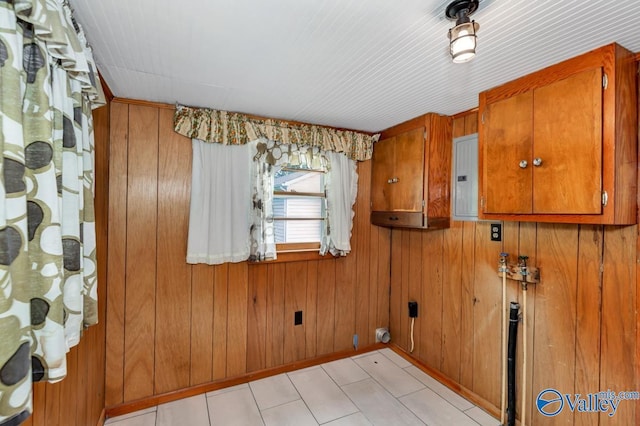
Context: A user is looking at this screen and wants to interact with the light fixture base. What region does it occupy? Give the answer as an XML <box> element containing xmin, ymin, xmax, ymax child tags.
<box><xmin>445</xmin><ymin>0</ymin><xmax>479</xmax><ymax>21</ymax></box>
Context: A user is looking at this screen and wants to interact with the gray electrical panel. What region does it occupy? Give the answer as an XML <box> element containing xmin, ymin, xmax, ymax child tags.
<box><xmin>452</xmin><ymin>133</ymin><xmax>478</xmax><ymax>221</ymax></box>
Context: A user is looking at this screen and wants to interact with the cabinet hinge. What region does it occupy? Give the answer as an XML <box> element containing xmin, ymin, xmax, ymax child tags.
<box><xmin>602</xmin><ymin>73</ymin><xmax>608</xmax><ymax>90</ymax></box>
<box><xmin>602</xmin><ymin>191</ymin><xmax>608</xmax><ymax>206</ymax></box>
<box><xmin>480</xmin><ymin>196</ymin><xmax>485</xmax><ymax>209</ymax></box>
<box><xmin>422</xmin><ymin>199</ymin><xmax>425</xmax><ymax>208</ymax></box>
<box><xmin>481</xmin><ymin>111</ymin><xmax>485</xmax><ymax>124</ymax></box>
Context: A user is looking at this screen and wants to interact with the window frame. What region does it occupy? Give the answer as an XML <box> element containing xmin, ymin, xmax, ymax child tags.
<box><xmin>272</xmin><ymin>166</ymin><xmax>327</xmax><ymax>253</ymax></box>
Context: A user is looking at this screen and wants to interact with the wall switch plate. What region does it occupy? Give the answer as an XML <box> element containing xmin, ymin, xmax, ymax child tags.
<box><xmin>491</xmin><ymin>223</ymin><xmax>502</xmax><ymax>241</ymax></box>
<box><xmin>294</xmin><ymin>310</ymin><xmax>303</xmax><ymax>325</ymax></box>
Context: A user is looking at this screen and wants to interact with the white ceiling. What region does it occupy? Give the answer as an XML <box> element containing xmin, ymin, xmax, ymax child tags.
<box><xmin>71</xmin><ymin>0</ymin><xmax>640</xmax><ymax>133</ymax></box>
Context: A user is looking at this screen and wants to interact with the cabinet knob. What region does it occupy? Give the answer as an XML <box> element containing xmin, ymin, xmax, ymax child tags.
<box><xmin>519</xmin><ymin>160</ymin><xmax>528</xmax><ymax>169</ymax></box>
<box><xmin>387</xmin><ymin>177</ymin><xmax>399</xmax><ymax>184</ymax></box>
<box><xmin>533</xmin><ymin>157</ymin><xmax>543</xmax><ymax>167</ymax></box>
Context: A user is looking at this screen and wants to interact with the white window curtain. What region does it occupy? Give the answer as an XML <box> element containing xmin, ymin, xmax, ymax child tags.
<box><xmin>321</xmin><ymin>151</ymin><xmax>358</xmax><ymax>256</ymax></box>
<box><xmin>187</xmin><ymin>139</ymin><xmax>253</xmax><ymax>264</ymax></box>
<box><xmin>187</xmin><ymin>137</ymin><xmax>358</xmax><ymax>265</ymax></box>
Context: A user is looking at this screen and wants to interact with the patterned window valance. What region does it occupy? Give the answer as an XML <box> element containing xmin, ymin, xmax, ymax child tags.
<box><xmin>174</xmin><ymin>105</ymin><xmax>378</xmax><ymax>161</ymax></box>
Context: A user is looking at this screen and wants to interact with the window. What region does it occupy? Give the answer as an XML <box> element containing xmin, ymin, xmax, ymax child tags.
<box><xmin>273</xmin><ymin>166</ymin><xmax>326</xmax><ymax>252</ymax></box>
<box><xmin>248</xmin><ymin>142</ymin><xmax>357</xmax><ymax>263</ymax></box>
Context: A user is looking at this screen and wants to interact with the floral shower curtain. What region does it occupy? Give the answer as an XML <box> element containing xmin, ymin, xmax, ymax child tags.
<box><xmin>0</xmin><ymin>1</ymin><xmax>105</xmax><ymax>424</ymax></box>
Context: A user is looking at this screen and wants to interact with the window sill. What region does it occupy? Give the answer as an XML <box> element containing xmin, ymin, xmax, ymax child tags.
<box><xmin>248</xmin><ymin>250</ymin><xmax>333</xmax><ymax>264</ymax></box>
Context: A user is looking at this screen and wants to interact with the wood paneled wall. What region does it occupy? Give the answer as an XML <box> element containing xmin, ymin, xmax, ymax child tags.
<box><xmin>105</xmin><ymin>100</ymin><xmax>391</xmax><ymax>407</ymax></box>
<box><xmin>24</xmin><ymin>98</ymin><xmax>110</xmax><ymax>426</ymax></box>
<box><xmin>67</xmin><ymin>98</ymin><xmax>638</xmax><ymax>426</ymax></box>
<box><xmin>389</xmin><ymin>111</ymin><xmax>637</xmax><ymax>425</ymax></box>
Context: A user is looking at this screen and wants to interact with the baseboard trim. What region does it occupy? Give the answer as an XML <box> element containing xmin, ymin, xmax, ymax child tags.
<box><xmin>96</xmin><ymin>408</ymin><xmax>106</xmax><ymax>426</ymax></box>
<box><xmin>389</xmin><ymin>344</ymin><xmax>500</xmax><ymax>420</ymax></box>
<box><xmin>106</xmin><ymin>343</ymin><xmax>385</xmax><ymax>419</ymax></box>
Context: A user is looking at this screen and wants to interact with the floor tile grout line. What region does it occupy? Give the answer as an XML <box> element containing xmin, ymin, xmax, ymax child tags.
<box><xmin>341</xmin><ymin>373</ymin><xmax>425</xmax><ymax>425</ymax></box>
<box><xmin>203</xmin><ymin>392</ymin><xmax>213</xmax><ymax>426</ymax></box>
<box><xmin>105</xmin><ymin>408</ymin><xmax>158</xmax><ymax>425</ymax></box>
<box><xmin>352</xmin><ymin>352</ymin><xmax>427</xmax><ymax>399</ymax></box>
<box><xmin>402</xmin><ymin>364</ymin><xmax>477</xmax><ymax>411</ymax></box>
<box><xmin>288</xmin><ymin>364</ymin><xmax>362</xmax><ymax>425</ymax></box>
<box><xmin>460</xmin><ymin>409</ymin><xmax>486</xmax><ymax>426</ymax></box>
<box><xmin>378</xmin><ymin>348</ymin><xmax>413</xmax><ymax>369</ymax></box>
<box><xmin>316</xmin><ymin>411</ymin><xmax>366</xmax><ymax>425</ymax></box>
<box><xmin>397</xmin><ymin>386</ymin><xmax>476</xmax><ymax>426</ymax></box>
<box><xmin>248</xmin><ymin>382</ymin><xmax>268</xmax><ymax>426</ymax></box>
<box><xmin>114</xmin><ymin>349</ymin><xmax>499</xmax><ymax>426</ymax></box>
<box><xmin>319</xmin><ymin>360</ymin><xmax>378</xmax><ymax>425</ymax></box>
<box><xmin>286</xmin><ymin>377</ymin><xmax>322</xmax><ymax>425</ymax></box>
<box><xmin>463</xmin><ymin>406</ymin><xmax>501</xmax><ymax>426</ymax></box>
<box><xmin>349</xmin><ymin>358</ymin><xmax>409</xmax><ymax>399</ymax></box>
<box><xmin>353</xmin><ymin>351</ymin><xmax>486</xmax><ymax>426</ymax></box>
<box><xmin>248</xmin><ymin>375</ymin><xmax>298</xmax><ymax>424</ymax></box>
<box><xmin>320</xmin><ymin>356</ymin><xmax>373</xmax><ymax>387</ymax></box>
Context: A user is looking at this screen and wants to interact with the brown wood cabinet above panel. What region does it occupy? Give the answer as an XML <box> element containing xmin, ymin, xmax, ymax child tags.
<box><xmin>479</xmin><ymin>43</ymin><xmax>637</xmax><ymax>224</ymax></box>
<box><xmin>371</xmin><ymin>114</ymin><xmax>452</xmax><ymax>229</ymax></box>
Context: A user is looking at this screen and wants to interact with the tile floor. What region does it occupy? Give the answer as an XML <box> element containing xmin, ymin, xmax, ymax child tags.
<box><xmin>104</xmin><ymin>349</ymin><xmax>500</xmax><ymax>426</ymax></box>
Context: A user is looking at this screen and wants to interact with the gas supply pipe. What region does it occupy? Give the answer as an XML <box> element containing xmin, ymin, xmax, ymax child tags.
<box><xmin>519</xmin><ymin>255</ymin><xmax>529</xmax><ymax>426</ymax></box>
<box><xmin>499</xmin><ymin>252</ymin><xmax>508</xmax><ymax>425</ymax></box>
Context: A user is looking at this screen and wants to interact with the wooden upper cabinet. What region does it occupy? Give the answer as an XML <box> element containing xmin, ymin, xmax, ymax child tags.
<box><xmin>370</xmin><ymin>135</ymin><xmax>396</xmax><ymax>212</ymax></box>
<box><xmin>533</xmin><ymin>67</ymin><xmax>602</xmax><ymax>214</ymax></box>
<box><xmin>479</xmin><ymin>43</ymin><xmax>637</xmax><ymax>224</ymax></box>
<box><xmin>371</xmin><ymin>128</ymin><xmax>424</xmax><ymax>212</ymax></box>
<box><xmin>483</xmin><ymin>91</ymin><xmax>533</xmax><ymax>214</ymax></box>
<box><xmin>371</xmin><ymin>114</ymin><xmax>452</xmax><ymax>229</ymax></box>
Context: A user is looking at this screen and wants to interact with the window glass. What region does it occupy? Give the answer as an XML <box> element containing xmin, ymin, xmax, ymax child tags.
<box><xmin>273</xmin><ymin>167</ymin><xmax>326</xmax><ymax>247</ymax></box>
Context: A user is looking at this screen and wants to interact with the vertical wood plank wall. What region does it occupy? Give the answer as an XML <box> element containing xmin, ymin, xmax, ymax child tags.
<box><xmin>17</xmin><ymin>87</ymin><xmax>638</xmax><ymax>425</ymax></box>
<box><xmin>53</xmin><ymin>97</ymin><xmax>636</xmax><ymax>425</ymax></box>
<box><xmin>24</xmin><ymin>99</ymin><xmax>110</xmax><ymax>425</ymax></box>
<box><xmin>104</xmin><ymin>100</ymin><xmax>391</xmax><ymax>407</ymax></box>
<box><xmin>389</xmin><ymin>111</ymin><xmax>638</xmax><ymax>425</ymax></box>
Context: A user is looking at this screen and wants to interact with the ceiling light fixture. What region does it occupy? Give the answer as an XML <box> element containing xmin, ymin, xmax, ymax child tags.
<box><xmin>445</xmin><ymin>0</ymin><xmax>480</xmax><ymax>63</ymax></box>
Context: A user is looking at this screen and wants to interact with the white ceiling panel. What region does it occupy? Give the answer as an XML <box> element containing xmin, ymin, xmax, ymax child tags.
<box><xmin>70</xmin><ymin>0</ymin><xmax>640</xmax><ymax>132</ymax></box>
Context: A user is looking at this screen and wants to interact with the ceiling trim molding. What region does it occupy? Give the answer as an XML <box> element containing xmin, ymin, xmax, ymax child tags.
<box><xmin>112</xmin><ymin>97</ymin><xmax>176</xmax><ymax>109</ymax></box>
<box><xmin>111</xmin><ymin>97</ymin><xmax>377</xmax><ymax>138</ymax></box>
<box><xmin>98</xmin><ymin>71</ymin><xmax>114</xmax><ymax>101</ymax></box>
<box><xmin>452</xmin><ymin>107</ymin><xmax>479</xmax><ymax>119</ymax></box>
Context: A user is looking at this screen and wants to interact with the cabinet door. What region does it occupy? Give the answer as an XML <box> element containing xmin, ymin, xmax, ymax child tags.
<box><xmin>483</xmin><ymin>91</ymin><xmax>533</xmax><ymax>214</ymax></box>
<box><xmin>371</xmin><ymin>136</ymin><xmax>395</xmax><ymax>211</ymax></box>
<box><xmin>393</xmin><ymin>128</ymin><xmax>425</xmax><ymax>211</ymax></box>
<box><xmin>533</xmin><ymin>67</ymin><xmax>602</xmax><ymax>214</ymax></box>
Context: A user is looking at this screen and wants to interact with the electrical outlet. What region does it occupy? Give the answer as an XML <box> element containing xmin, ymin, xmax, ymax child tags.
<box><xmin>491</xmin><ymin>223</ymin><xmax>502</xmax><ymax>241</ymax></box>
<box><xmin>408</xmin><ymin>301</ymin><xmax>418</xmax><ymax>318</ymax></box>
<box><xmin>294</xmin><ymin>310</ymin><xmax>303</xmax><ymax>325</ymax></box>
